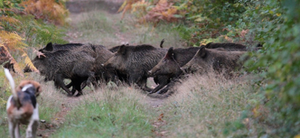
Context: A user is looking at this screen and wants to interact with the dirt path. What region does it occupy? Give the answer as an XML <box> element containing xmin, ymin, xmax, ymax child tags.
<box><xmin>64</xmin><ymin>0</ymin><xmax>166</xmax><ymax>107</ymax></box>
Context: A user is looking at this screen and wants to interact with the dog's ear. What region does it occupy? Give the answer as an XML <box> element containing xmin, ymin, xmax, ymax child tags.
<box><xmin>35</xmin><ymin>85</ymin><xmax>42</xmax><ymax>97</ymax></box>
<box><xmin>30</xmin><ymin>81</ymin><xmax>42</xmax><ymax>97</ymax></box>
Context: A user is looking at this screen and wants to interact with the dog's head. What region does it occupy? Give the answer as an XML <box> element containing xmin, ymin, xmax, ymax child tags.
<box><xmin>17</xmin><ymin>80</ymin><xmax>42</xmax><ymax>97</ymax></box>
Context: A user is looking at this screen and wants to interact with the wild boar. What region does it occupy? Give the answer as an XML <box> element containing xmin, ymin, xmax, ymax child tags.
<box><xmin>32</xmin><ymin>49</ymin><xmax>96</xmax><ymax>96</ymax></box>
<box><xmin>181</xmin><ymin>47</ymin><xmax>246</xmax><ymax>77</ymax></box>
<box><xmin>148</xmin><ymin>47</ymin><xmax>201</xmax><ymax>93</ymax></box>
<box><xmin>103</xmin><ymin>44</ymin><xmax>169</xmax><ymax>91</ymax></box>
<box><xmin>24</xmin><ymin>42</ymin><xmax>84</xmax><ymax>73</ymax></box>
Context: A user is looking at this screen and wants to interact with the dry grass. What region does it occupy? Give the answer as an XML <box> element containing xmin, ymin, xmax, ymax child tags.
<box><xmin>65</xmin><ymin>8</ymin><xmax>184</xmax><ymax>49</ymax></box>
<box><xmin>0</xmin><ymin>69</ymin><xmax>256</xmax><ymax>138</ymax></box>
<box><xmin>155</xmin><ymin>73</ymin><xmax>254</xmax><ymax>137</ymax></box>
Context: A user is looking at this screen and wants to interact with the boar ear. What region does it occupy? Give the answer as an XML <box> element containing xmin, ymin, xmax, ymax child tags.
<box><xmin>197</xmin><ymin>46</ymin><xmax>207</xmax><ymax>58</ymax></box>
<box><xmin>165</xmin><ymin>47</ymin><xmax>174</xmax><ymax>59</ymax></box>
<box><xmin>45</xmin><ymin>42</ymin><xmax>53</xmax><ymax>51</ymax></box>
<box><xmin>117</xmin><ymin>45</ymin><xmax>127</xmax><ymax>55</ymax></box>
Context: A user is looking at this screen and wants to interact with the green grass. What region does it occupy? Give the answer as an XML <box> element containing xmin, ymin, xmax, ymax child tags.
<box><xmin>51</xmin><ymin>87</ymin><xmax>157</xmax><ymax>138</ymax></box>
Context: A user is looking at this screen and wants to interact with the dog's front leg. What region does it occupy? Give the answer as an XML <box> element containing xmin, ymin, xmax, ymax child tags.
<box><xmin>8</xmin><ymin>120</ymin><xmax>16</xmax><ymax>138</ymax></box>
<box><xmin>14</xmin><ymin>124</ymin><xmax>20</xmax><ymax>138</ymax></box>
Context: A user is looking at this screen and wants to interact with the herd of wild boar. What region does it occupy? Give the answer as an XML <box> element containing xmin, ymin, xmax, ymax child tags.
<box><xmin>24</xmin><ymin>41</ymin><xmax>261</xmax><ymax>98</ymax></box>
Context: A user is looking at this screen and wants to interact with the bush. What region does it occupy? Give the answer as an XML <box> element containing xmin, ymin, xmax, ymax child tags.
<box><xmin>242</xmin><ymin>0</ymin><xmax>300</xmax><ymax>136</ymax></box>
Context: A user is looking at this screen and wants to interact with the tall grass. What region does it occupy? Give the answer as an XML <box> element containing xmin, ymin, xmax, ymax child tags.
<box><xmin>154</xmin><ymin>73</ymin><xmax>255</xmax><ymax>137</ymax></box>
<box><xmin>48</xmin><ymin>73</ymin><xmax>256</xmax><ymax>138</ymax></box>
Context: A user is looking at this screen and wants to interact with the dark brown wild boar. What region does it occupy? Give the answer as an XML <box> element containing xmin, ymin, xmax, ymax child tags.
<box><xmin>26</xmin><ymin>43</ymin><xmax>115</xmax><ymax>91</ymax></box>
<box><xmin>45</xmin><ymin>42</ymin><xmax>114</xmax><ymax>82</ymax></box>
<box><xmin>181</xmin><ymin>47</ymin><xmax>245</xmax><ymax>77</ymax></box>
<box><xmin>148</xmin><ymin>47</ymin><xmax>201</xmax><ymax>93</ymax></box>
<box><xmin>32</xmin><ymin>49</ymin><xmax>96</xmax><ymax>96</ymax></box>
<box><xmin>103</xmin><ymin>44</ymin><xmax>168</xmax><ymax>91</ymax></box>
<box><xmin>24</xmin><ymin>42</ymin><xmax>85</xmax><ymax>73</ymax></box>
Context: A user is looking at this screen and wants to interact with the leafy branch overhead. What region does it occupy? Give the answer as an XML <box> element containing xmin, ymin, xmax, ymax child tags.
<box><xmin>0</xmin><ymin>0</ymin><xmax>68</xmax><ymax>75</ymax></box>
<box><xmin>118</xmin><ymin>0</ymin><xmax>182</xmax><ymax>24</ymax></box>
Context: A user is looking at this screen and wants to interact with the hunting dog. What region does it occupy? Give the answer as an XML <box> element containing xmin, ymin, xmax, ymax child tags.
<box><xmin>5</xmin><ymin>68</ymin><xmax>42</xmax><ymax>138</ymax></box>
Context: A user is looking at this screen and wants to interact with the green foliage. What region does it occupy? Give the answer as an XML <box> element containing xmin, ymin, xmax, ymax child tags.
<box><xmin>172</xmin><ymin>0</ymin><xmax>300</xmax><ymax>137</ymax></box>
<box><xmin>173</xmin><ymin>0</ymin><xmax>249</xmax><ymax>45</ymax></box>
<box><xmin>19</xmin><ymin>15</ymin><xmax>67</xmax><ymax>48</ymax></box>
<box><xmin>246</xmin><ymin>0</ymin><xmax>300</xmax><ymax>136</ymax></box>
<box><xmin>219</xmin><ymin>0</ymin><xmax>300</xmax><ymax>137</ymax></box>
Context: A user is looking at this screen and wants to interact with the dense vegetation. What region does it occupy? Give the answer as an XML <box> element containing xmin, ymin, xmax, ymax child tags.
<box><xmin>121</xmin><ymin>0</ymin><xmax>300</xmax><ymax>137</ymax></box>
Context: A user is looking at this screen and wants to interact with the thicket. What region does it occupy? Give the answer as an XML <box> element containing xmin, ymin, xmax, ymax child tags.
<box><xmin>120</xmin><ymin>0</ymin><xmax>300</xmax><ymax>137</ymax></box>
<box><xmin>0</xmin><ymin>0</ymin><xmax>68</xmax><ymax>110</ymax></box>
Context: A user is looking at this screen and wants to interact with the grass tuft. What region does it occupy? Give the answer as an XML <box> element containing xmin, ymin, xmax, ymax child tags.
<box><xmin>51</xmin><ymin>86</ymin><xmax>157</xmax><ymax>138</ymax></box>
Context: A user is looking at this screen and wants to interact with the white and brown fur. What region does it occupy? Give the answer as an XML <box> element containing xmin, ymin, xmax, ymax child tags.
<box><xmin>5</xmin><ymin>68</ymin><xmax>42</xmax><ymax>138</ymax></box>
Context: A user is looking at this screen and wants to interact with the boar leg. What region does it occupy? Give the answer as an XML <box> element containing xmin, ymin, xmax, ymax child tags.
<box><xmin>86</xmin><ymin>72</ymin><xmax>97</xmax><ymax>89</ymax></box>
<box><xmin>65</xmin><ymin>81</ymin><xmax>77</xmax><ymax>95</ymax></box>
<box><xmin>150</xmin><ymin>83</ymin><xmax>167</xmax><ymax>94</ymax></box>
<box><xmin>130</xmin><ymin>74</ymin><xmax>153</xmax><ymax>92</ymax></box>
<box><xmin>156</xmin><ymin>77</ymin><xmax>181</xmax><ymax>94</ymax></box>
<box><xmin>72</xmin><ymin>80</ymin><xmax>84</xmax><ymax>96</ymax></box>
<box><xmin>65</xmin><ymin>80</ymin><xmax>87</xmax><ymax>95</ymax></box>
<box><xmin>150</xmin><ymin>76</ymin><xmax>170</xmax><ymax>94</ymax></box>
<box><xmin>54</xmin><ymin>79</ymin><xmax>75</xmax><ymax>94</ymax></box>
<box><xmin>138</xmin><ymin>77</ymin><xmax>153</xmax><ymax>92</ymax></box>
<box><xmin>54</xmin><ymin>74</ymin><xmax>73</xmax><ymax>96</ymax></box>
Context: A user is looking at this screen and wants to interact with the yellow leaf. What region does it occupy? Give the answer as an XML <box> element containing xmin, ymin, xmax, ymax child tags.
<box><xmin>195</xmin><ymin>17</ymin><xmax>205</xmax><ymax>22</ymax></box>
<box><xmin>118</xmin><ymin>0</ymin><xmax>127</xmax><ymax>13</ymax></box>
<box><xmin>276</xmin><ymin>13</ymin><xmax>281</xmax><ymax>17</ymax></box>
<box><xmin>269</xmin><ymin>10</ymin><xmax>274</xmax><ymax>14</ymax></box>
<box><xmin>24</xmin><ymin>54</ymin><xmax>38</xmax><ymax>73</ymax></box>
